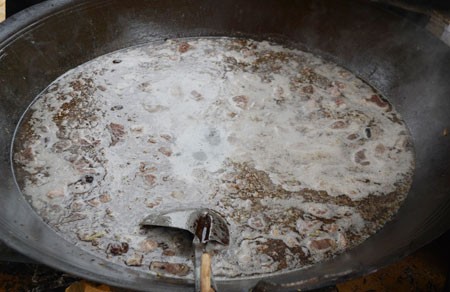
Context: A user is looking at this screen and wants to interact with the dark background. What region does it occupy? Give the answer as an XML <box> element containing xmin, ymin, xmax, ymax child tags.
<box><xmin>6</xmin><ymin>0</ymin><xmax>44</xmax><ymax>17</ymax></box>
<box><xmin>5</xmin><ymin>0</ymin><xmax>450</xmax><ymax>17</ymax></box>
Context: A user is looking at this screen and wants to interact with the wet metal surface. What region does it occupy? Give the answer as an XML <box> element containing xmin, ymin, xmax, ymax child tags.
<box><xmin>0</xmin><ymin>0</ymin><xmax>449</xmax><ymax>291</ymax></box>
<box><xmin>141</xmin><ymin>209</ymin><xmax>230</xmax><ymax>246</ymax></box>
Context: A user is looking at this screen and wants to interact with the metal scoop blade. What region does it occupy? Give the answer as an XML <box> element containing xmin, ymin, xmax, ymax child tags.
<box><xmin>140</xmin><ymin>208</ymin><xmax>230</xmax><ymax>292</ymax></box>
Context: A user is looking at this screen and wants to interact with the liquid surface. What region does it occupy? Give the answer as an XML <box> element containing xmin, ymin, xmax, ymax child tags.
<box><xmin>14</xmin><ymin>38</ymin><xmax>415</xmax><ymax>279</ymax></box>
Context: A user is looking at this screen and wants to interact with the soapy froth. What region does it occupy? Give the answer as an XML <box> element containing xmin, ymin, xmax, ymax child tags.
<box><xmin>14</xmin><ymin>38</ymin><xmax>414</xmax><ymax>279</ymax></box>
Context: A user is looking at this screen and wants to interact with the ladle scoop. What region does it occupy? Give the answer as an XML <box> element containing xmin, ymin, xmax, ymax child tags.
<box><xmin>141</xmin><ymin>208</ymin><xmax>230</xmax><ymax>292</ymax></box>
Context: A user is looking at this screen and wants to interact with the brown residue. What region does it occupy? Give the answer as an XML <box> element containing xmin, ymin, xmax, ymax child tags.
<box><xmin>160</xmin><ymin>134</ymin><xmax>172</xmax><ymax>141</ymax></box>
<box><xmin>158</xmin><ymin>147</ymin><xmax>172</xmax><ymax>157</ymax></box>
<box><xmin>162</xmin><ymin>249</ymin><xmax>176</xmax><ymax>256</ymax></box>
<box><xmin>355</xmin><ymin>149</ymin><xmax>370</xmax><ymax>166</ymax></box>
<box><xmin>366</xmin><ymin>95</ymin><xmax>391</xmax><ymax>111</ymax></box>
<box><xmin>125</xmin><ymin>254</ymin><xmax>144</xmax><ymax>267</ymax></box>
<box><xmin>47</xmin><ymin>189</ymin><xmax>64</xmax><ymax>199</ymax></box>
<box><xmin>149</xmin><ymin>262</ymin><xmax>190</xmax><ymax>276</ymax></box>
<box><xmin>347</xmin><ymin>133</ymin><xmax>359</xmax><ymax>140</ymax></box>
<box><xmin>107</xmin><ymin>242</ymin><xmax>129</xmax><ymax>256</ymax></box>
<box><xmin>138</xmin><ymin>239</ymin><xmax>158</xmax><ymax>252</ymax></box>
<box><xmin>330</xmin><ymin>121</ymin><xmax>348</xmax><ymax>129</ymax></box>
<box><xmin>257</xmin><ymin>239</ymin><xmax>308</xmax><ymax>269</ymax></box>
<box><xmin>16</xmin><ymin>147</ymin><xmax>35</xmax><ymax>163</ymax></box>
<box><xmin>178</xmin><ymin>42</ymin><xmax>191</xmax><ymax>53</ymax></box>
<box><xmin>310</xmin><ymin>238</ymin><xmax>334</xmax><ymax>250</ymax></box>
<box><xmin>302</xmin><ymin>85</ymin><xmax>314</xmax><ymax>94</ymax></box>
<box><xmin>108</xmin><ymin>123</ymin><xmax>126</xmax><ymax>146</ymax></box>
<box><xmin>99</xmin><ymin>194</ymin><xmax>111</xmax><ymax>203</ymax></box>
<box><xmin>144</xmin><ymin>174</ymin><xmax>157</xmax><ymax>186</ymax></box>
<box><xmin>375</xmin><ymin>143</ymin><xmax>386</xmax><ymax>155</ymax></box>
<box><xmin>232</xmin><ymin>95</ymin><xmax>249</xmax><ymax>109</ymax></box>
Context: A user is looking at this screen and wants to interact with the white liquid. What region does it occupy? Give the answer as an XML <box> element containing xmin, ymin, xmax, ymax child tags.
<box><xmin>14</xmin><ymin>38</ymin><xmax>414</xmax><ymax>279</ymax></box>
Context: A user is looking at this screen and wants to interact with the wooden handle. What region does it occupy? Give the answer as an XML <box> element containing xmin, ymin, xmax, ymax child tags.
<box><xmin>200</xmin><ymin>253</ymin><xmax>214</xmax><ymax>292</ymax></box>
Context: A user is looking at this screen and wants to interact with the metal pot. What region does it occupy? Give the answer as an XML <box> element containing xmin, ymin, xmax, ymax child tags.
<box><xmin>0</xmin><ymin>0</ymin><xmax>449</xmax><ymax>291</ymax></box>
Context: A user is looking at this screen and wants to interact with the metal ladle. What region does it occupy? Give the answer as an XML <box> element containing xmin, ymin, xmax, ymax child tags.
<box><xmin>141</xmin><ymin>208</ymin><xmax>230</xmax><ymax>292</ymax></box>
